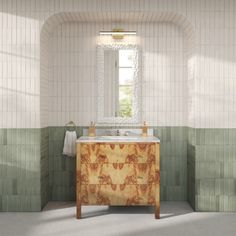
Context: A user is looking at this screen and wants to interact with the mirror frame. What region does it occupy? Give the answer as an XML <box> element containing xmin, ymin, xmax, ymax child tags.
<box><xmin>97</xmin><ymin>44</ymin><xmax>141</xmax><ymax>124</ymax></box>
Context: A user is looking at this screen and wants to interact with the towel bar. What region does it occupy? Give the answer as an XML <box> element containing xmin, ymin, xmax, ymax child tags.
<box><xmin>65</xmin><ymin>121</ymin><xmax>76</xmax><ymax>131</ymax></box>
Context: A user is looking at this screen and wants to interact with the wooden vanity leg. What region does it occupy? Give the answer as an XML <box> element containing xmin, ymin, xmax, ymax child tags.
<box><xmin>76</xmin><ymin>203</ymin><xmax>81</xmax><ymax>219</ymax></box>
<box><xmin>155</xmin><ymin>143</ymin><xmax>160</xmax><ymax>219</ymax></box>
<box><xmin>76</xmin><ymin>143</ymin><xmax>81</xmax><ymax>219</ymax></box>
<box><xmin>155</xmin><ymin>185</ymin><xmax>160</xmax><ymax>219</ymax></box>
<box><xmin>76</xmin><ymin>181</ymin><xmax>81</xmax><ymax>219</ymax></box>
<box><xmin>155</xmin><ymin>203</ymin><xmax>160</xmax><ymax>219</ymax></box>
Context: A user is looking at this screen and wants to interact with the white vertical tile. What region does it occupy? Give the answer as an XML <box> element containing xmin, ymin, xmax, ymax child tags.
<box><xmin>46</xmin><ymin>21</ymin><xmax>189</xmax><ymax>126</ymax></box>
<box><xmin>0</xmin><ymin>0</ymin><xmax>235</xmax><ymax>128</ymax></box>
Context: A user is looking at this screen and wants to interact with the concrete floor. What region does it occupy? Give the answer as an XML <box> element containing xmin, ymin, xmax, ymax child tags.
<box><xmin>0</xmin><ymin>202</ymin><xmax>236</xmax><ymax>236</ymax></box>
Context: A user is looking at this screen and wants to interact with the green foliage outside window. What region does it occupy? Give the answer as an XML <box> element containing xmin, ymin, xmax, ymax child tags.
<box><xmin>118</xmin><ymin>86</ymin><xmax>133</xmax><ymax>117</ymax></box>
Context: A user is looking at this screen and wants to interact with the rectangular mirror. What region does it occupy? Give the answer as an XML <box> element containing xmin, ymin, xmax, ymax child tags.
<box><xmin>97</xmin><ymin>44</ymin><xmax>141</xmax><ymax>124</ymax></box>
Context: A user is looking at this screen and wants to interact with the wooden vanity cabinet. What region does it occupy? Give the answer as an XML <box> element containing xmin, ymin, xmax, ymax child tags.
<box><xmin>76</xmin><ymin>142</ymin><xmax>160</xmax><ymax>219</ymax></box>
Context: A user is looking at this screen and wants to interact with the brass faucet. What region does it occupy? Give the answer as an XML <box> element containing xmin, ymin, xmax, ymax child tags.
<box><xmin>88</xmin><ymin>121</ymin><xmax>96</xmax><ymax>137</ymax></box>
<box><xmin>142</xmin><ymin>121</ymin><xmax>148</xmax><ymax>137</ymax></box>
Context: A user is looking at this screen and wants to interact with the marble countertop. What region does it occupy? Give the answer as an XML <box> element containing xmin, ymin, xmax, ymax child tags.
<box><xmin>76</xmin><ymin>136</ymin><xmax>160</xmax><ymax>143</ymax></box>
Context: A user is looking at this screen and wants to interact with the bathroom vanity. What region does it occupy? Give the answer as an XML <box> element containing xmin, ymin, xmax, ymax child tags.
<box><xmin>76</xmin><ymin>136</ymin><xmax>160</xmax><ymax>219</ymax></box>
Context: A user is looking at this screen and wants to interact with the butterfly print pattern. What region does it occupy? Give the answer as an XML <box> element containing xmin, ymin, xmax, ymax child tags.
<box><xmin>77</xmin><ymin>142</ymin><xmax>160</xmax><ymax>219</ymax></box>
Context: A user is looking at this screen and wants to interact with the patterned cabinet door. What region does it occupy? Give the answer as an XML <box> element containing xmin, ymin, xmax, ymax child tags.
<box><xmin>80</xmin><ymin>143</ymin><xmax>156</xmax><ymax>164</ymax></box>
<box><xmin>81</xmin><ymin>163</ymin><xmax>156</xmax><ymax>185</ymax></box>
<box><xmin>81</xmin><ymin>184</ymin><xmax>156</xmax><ymax>205</ymax></box>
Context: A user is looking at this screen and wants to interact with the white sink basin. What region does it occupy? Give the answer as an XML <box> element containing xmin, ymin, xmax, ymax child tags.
<box><xmin>77</xmin><ymin>135</ymin><xmax>160</xmax><ymax>143</ymax></box>
<box><xmin>98</xmin><ymin>136</ymin><xmax>140</xmax><ymax>140</ymax></box>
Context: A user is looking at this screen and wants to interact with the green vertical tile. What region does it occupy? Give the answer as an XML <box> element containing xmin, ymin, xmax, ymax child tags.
<box><xmin>171</xmin><ymin>127</ymin><xmax>187</xmax><ymax>141</ymax></box>
<box><xmin>195</xmin><ymin>145</ymin><xmax>205</xmax><ymax>161</ymax></box>
<box><xmin>215</xmin><ymin>129</ymin><xmax>229</xmax><ymax>145</ymax></box>
<box><xmin>166</xmin><ymin>186</ymin><xmax>186</xmax><ymax>200</ymax></box>
<box><xmin>7</xmin><ymin>196</ymin><xmax>22</xmax><ymax>211</ymax></box>
<box><xmin>205</xmin><ymin>129</ymin><xmax>215</xmax><ymax>145</ymax></box>
<box><xmin>12</xmin><ymin>179</ymin><xmax>17</xmax><ymax>195</ymax></box>
<box><xmin>0</xmin><ymin>130</ymin><xmax>3</xmax><ymax>144</ymax></box>
<box><xmin>196</xmin><ymin>162</ymin><xmax>221</xmax><ymax>178</ymax></box>
<box><xmin>0</xmin><ymin>145</ymin><xmax>7</xmax><ymax>162</ymax></box>
<box><xmin>165</xmin><ymin>127</ymin><xmax>171</xmax><ymax>141</ymax></box>
<box><xmin>61</xmin><ymin>157</ymin><xmax>66</xmax><ymax>171</ymax></box>
<box><xmin>216</xmin><ymin>178</ymin><xmax>236</xmax><ymax>196</ymax></box>
<box><xmin>1</xmin><ymin>196</ymin><xmax>8</xmax><ymax>211</ymax></box>
<box><xmin>188</xmin><ymin>127</ymin><xmax>196</xmax><ymax>145</ymax></box>
<box><xmin>229</xmin><ymin>129</ymin><xmax>236</xmax><ymax>144</ymax></box>
<box><xmin>196</xmin><ymin>129</ymin><xmax>205</xmax><ymax>145</ymax></box>
<box><xmin>198</xmin><ymin>179</ymin><xmax>216</xmax><ymax>196</ymax></box>
<box><xmin>196</xmin><ymin>195</ymin><xmax>219</xmax><ymax>211</ymax></box>
<box><xmin>228</xmin><ymin>196</ymin><xmax>236</xmax><ymax>211</ymax></box>
<box><xmin>228</xmin><ymin>145</ymin><xmax>236</xmax><ymax>161</ymax></box>
<box><xmin>49</xmin><ymin>127</ymin><xmax>61</xmax><ymax>141</ymax></box>
<box><xmin>219</xmin><ymin>196</ymin><xmax>229</xmax><ymax>211</ymax></box>
<box><xmin>205</xmin><ymin>146</ymin><xmax>217</xmax><ymax>161</ymax></box>
<box><xmin>6</xmin><ymin>129</ymin><xmax>13</xmax><ymax>144</ymax></box>
<box><xmin>53</xmin><ymin>140</ymin><xmax>64</xmax><ymax>156</ymax></box>
<box><xmin>20</xmin><ymin>196</ymin><xmax>31</xmax><ymax>211</ymax></box>
<box><xmin>20</xmin><ymin>129</ymin><xmax>27</xmax><ymax>145</ymax></box>
<box><xmin>0</xmin><ymin>129</ymin><xmax>7</xmax><ymax>145</ymax></box>
<box><xmin>160</xmin><ymin>186</ymin><xmax>166</xmax><ymax>201</ymax></box>
<box><xmin>30</xmin><ymin>196</ymin><xmax>41</xmax><ymax>211</ymax></box>
<box><xmin>0</xmin><ymin>179</ymin><xmax>2</xmax><ymax>194</ymax></box>
<box><xmin>223</xmin><ymin>161</ymin><xmax>236</xmax><ymax>178</ymax></box>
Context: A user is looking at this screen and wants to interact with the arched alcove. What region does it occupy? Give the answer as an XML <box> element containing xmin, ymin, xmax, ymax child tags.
<box><xmin>40</xmin><ymin>11</ymin><xmax>196</xmax><ymax>206</ymax></box>
<box><xmin>40</xmin><ymin>11</ymin><xmax>196</xmax><ymax>127</ymax></box>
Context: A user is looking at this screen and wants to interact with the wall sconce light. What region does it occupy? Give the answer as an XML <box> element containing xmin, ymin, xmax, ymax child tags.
<box><xmin>99</xmin><ymin>29</ymin><xmax>136</xmax><ymax>39</ymax></box>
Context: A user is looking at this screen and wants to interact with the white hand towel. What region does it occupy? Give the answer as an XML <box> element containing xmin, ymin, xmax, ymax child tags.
<box><xmin>63</xmin><ymin>131</ymin><xmax>77</xmax><ymax>157</ymax></box>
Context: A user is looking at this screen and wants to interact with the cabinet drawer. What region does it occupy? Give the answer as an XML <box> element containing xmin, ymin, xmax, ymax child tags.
<box><xmin>81</xmin><ymin>163</ymin><xmax>157</xmax><ymax>185</ymax></box>
<box><xmin>79</xmin><ymin>143</ymin><xmax>156</xmax><ymax>164</ymax></box>
<box><xmin>80</xmin><ymin>184</ymin><xmax>155</xmax><ymax>205</ymax></box>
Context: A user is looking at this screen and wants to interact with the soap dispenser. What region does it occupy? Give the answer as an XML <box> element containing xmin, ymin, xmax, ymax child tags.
<box><xmin>88</xmin><ymin>121</ymin><xmax>96</xmax><ymax>137</ymax></box>
<box><xmin>142</xmin><ymin>121</ymin><xmax>148</xmax><ymax>137</ymax></box>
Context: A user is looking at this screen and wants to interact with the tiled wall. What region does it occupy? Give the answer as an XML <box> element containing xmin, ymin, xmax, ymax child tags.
<box><xmin>40</xmin><ymin>128</ymin><xmax>49</xmax><ymax>208</ymax></box>
<box><xmin>48</xmin><ymin>127</ymin><xmax>83</xmax><ymax>200</ymax></box>
<box><xmin>40</xmin><ymin>25</ymin><xmax>50</xmax><ymax>129</ymax></box>
<box><xmin>0</xmin><ymin>0</ymin><xmax>235</xmax><ymax>129</ymax></box>
<box><xmin>0</xmin><ymin>0</ymin><xmax>236</xmax><ymax>211</ymax></box>
<box><xmin>0</xmin><ymin>128</ymin><xmax>49</xmax><ymax>211</ymax></box>
<box><xmin>187</xmin><ymin>127</ymin><xmax>196</xmax><ymax>208</ymax></box>
<box><xmin>156</xmin><ymin>127</ymin><xmax>187</xmax><ymax>200</ymax></box>
<box><xmin>48</xmin><ymin>22</ymin><xmax>188</xmax><ymax>126</ymax></box>
<box><xmin>188</xmin><ymin>128</ymin><xmax>236</xmax><ymax>211</ymax></box>
<box><xmin>0</xmin><ymin>129</ymin><xmax>41</xmax><ymax>211</ymax></box>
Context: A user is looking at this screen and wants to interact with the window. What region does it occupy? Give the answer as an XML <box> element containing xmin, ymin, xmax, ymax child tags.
<box><xmin>117</xmin><ymin>49</ymin><xmax>135</xmax><ymax>117</ymax></box>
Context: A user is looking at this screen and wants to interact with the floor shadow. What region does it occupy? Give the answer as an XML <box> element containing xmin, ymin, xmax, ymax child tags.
<box><xmin>43</xmin><ymin>201</ymin><xmax>194</xmax><ymax>220</ymax></box>
<box><xmin>82</xmin><ymin>206</ymin><xmax>155</xmax><ymax>219</ymax></box>
<box><xmin>82</xmin><ymin>201</ymin><xmax>193</xmax><ymax>219</ymax></box>
<box><xmin>159</xmin><ymin>201</ymin><xmax>193</xmax><ymax>219</ymax></box>
<box><xmin>42</xmin><ymin>201</ymin><xmax>75</xmax><ymax>211</ymax></box>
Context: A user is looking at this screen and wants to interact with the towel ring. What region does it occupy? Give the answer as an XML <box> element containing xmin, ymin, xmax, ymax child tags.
<box><xmin>65</xmin><ymin>121</ymin><xmax>76</xmax><ymax>131</ymax></box>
